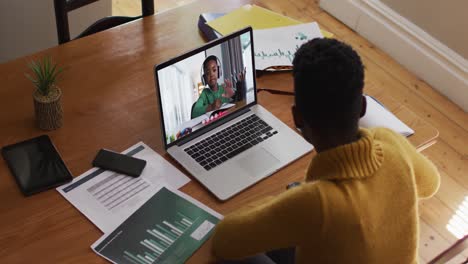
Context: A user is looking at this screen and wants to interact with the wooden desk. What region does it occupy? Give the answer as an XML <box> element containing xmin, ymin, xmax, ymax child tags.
<box><xmin>0</xmin><ymin>0</ymin><xmax>438</xmax><ymax>263</ymax></box>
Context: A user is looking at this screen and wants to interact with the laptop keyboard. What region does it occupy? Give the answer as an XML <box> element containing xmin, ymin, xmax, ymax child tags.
<box><xmin>184</xmin><ymin>114</ymin><xmax>278</xmax><ymax>171</ymax></box>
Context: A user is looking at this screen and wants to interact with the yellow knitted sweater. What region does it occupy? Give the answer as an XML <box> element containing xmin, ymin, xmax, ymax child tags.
<box><xmin>212</xmin><ymin>128</ymin><xmax>440</xmax><ymax>263</ymax></box>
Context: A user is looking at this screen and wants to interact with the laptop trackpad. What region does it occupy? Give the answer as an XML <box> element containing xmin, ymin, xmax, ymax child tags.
<box><xmin>237</xmin><ymin>148</ymin><xmax>279</xmax><ymax>177</ymax></box>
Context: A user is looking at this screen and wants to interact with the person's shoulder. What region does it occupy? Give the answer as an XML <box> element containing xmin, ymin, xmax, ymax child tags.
<box><xmin>281</xmin><ymin>181</ymin><xmax>353</xmax><ymax>204</ymax></box>
<box><xmin>198</xmin><ymin>88</ymin><xmax>214</xmax><ymax>98</ymax></box>
<box><xmin>200</xmin><ymin>87</ymin><xmax>211</xmax><ymax>94</ymax></box>
<box><xmin>280</xmin><ymin>182</ymin><xmax>324</xmax><ymax>201</ymax></box>
<box><xmin>367</xmin><ymin>127</ymin><xmax>416</xmax><ymax>157</ymax></box>
<box><xmin>368</xmin><ymin>127</ymin><xmax>407</xmax><ymax>143</ymax></box>
<box><xmin>289</xmin><ymin>181</ymin><xmax>341</xmax><ymax>203</ymax></box>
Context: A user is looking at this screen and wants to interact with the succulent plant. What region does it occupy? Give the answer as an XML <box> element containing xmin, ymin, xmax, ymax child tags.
<box><xmin>26</xmin><ymin>56</ymin><xmax>64</xmax><ymax>96</ymax></box>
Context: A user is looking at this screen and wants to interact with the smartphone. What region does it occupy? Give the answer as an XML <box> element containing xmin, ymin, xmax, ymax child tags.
<box><xmin>92</xmin><ymin>149</ymin><xmax>146</xmax><ymax>177</ymax></box>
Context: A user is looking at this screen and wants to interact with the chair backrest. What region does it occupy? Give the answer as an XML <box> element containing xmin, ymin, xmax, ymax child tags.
<box><xmin>53</xmin><ymin>0</ymin><xmax>154</xmax><ymax>44</ymax></box>
<box><xmin>428</xmin><ymin>235</ymin><xmax>468</xmax><ymax>264</ymax></box>
<box><xmin>190</xmin><ymin>101</ymin><xmax>197</xmax><ymax>119</ymax></box>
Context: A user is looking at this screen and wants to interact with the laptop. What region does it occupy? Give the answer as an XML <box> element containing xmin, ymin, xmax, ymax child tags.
<box><xmin>154</xmin><ymin>27</ymin><xmax>312</xmax><ymax>201</ymax></box>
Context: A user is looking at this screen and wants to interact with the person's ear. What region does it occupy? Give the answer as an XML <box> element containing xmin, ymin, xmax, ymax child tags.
<box><xmin>292</xmin><ymin>105</ymin><xmax>304</xmax><ymax>133</ymax></box>
<box><xmin>360</xmin><ymin>95</ymin><xmax>367</xmax><ymax>118</ymax></box>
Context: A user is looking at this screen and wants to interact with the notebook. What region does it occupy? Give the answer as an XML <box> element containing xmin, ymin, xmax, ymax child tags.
<box><xmin>204</xmin><ymin>4</ymin><xmax>333</xmax><ymax>37</ymax></box>
<box><xmin>153</xmin><ymin>27</ymin><xmax>312</xmax><ymax>201</ymax></box>
<box><xmin>360</xmin><ymin>95</ymin><xmax>414</xmax><ymax>137</ymax></box>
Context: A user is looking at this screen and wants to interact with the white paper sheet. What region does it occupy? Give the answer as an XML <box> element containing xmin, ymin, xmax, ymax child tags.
<box><xmin>253</xmin><ymin>22</ymin><xmax>324</xmax><ymax>70</ymax></box>
<box><xmin>359</xmin><ymin>95</ymin><xmax>414</xmax><ymax>136</ymax></box>
<box><xmin>57</xmin><ymin>142</ymin><xmax>190</xmax><ymax>233</ymax></box>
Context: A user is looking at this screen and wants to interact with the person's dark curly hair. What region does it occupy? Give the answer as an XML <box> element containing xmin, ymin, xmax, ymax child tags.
<box><xmin>203</xmin><ymin>55</ymin><xmax>219</xmax><ymax>71</ymax></box>
<box><xmin>293</xmin><ymin>38</ymin><xmax>364</xmax><ymax>133</ymax></box>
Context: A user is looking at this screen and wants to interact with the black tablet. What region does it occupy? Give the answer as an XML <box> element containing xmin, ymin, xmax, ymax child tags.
<box><xmin>1</xmin><ymin>135</ymin><xmax>73</xmax><ymax>196</ymax></box>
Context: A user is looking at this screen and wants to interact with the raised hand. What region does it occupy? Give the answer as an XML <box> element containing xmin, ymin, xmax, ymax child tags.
<box><xmin>222</xmin><ymin>78</ymin><xmax>235</xmax><ymax>98</ymax></box>
<box><xmin>237</xmin><ymin>67</ymin><xmax>246</xmax><ymax>82</ymax></box>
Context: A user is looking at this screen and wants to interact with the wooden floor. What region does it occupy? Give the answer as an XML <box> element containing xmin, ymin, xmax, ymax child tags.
<box><xmin>113</xmin><ymin>0</ymin><xmax>468</xmax><ymax>263</ymax></box>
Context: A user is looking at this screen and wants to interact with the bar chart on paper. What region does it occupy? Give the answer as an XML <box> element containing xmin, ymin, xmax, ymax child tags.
<box><xmin>92</xmin><ymin>187</ymin><xmax>221</xmax><ymax>264</ymax></box>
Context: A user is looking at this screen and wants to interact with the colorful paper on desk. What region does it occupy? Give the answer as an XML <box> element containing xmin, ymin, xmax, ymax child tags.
<box><xmin>254</xmin><ymin>22</ymin><xmax>323</xmax><ymax>70</ymax></box>
<box><xmin>206</xmin><ymin>4</ymin><xmax>333</xmax><ymax>38</ymax></box>
<box><xmin>207</xmin><ymin>4</ymin><xmax>300</xmax><ymax>35</ymax></box>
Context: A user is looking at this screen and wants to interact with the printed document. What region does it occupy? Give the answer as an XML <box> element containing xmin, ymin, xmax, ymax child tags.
<box><xmin>57</xmin><ymin>142</ymin><xmax>190</xmax><ymax>233</ymax></box>
<box><xmin>92</xmin><ymin>186</ymin><xmax>222</xmax><ymax>264</ymax></box>
<box><xmin>253</xmin><ymin>22</ymin><xmax>323</xmax><ymax>70</ymax></box>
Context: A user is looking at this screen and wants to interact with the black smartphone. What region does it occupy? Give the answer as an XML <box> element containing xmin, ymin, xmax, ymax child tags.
<box><xmin>92</xmin><ymin>149</ymin><xmax>146</xmax><ymax>177</ymax></box>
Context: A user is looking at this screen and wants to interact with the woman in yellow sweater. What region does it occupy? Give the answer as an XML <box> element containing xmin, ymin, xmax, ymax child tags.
<box><xmin>211</xmin><ymin>38</ymin><xmax>440</xmax><ymax>263</ymax></box>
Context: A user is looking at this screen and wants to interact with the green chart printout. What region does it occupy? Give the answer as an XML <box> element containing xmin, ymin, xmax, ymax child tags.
<box><xmin>92</xmin><ymin>187</ymin><xmax>222</xmax><ymax>264</ymax></box>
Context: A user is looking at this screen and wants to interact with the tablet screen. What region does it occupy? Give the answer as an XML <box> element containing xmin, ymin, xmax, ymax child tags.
<box><xmin>1</xmin><ymin>135</ymin><xmax>72</xmax><ymax>196</ymax></box>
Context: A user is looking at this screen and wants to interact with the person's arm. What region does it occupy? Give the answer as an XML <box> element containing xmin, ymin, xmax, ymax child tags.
<box><xmin>381</xmin><ymin>128</ymin><xmax>440</xmax><ymax>199</ymax></box>
<box><xmin>192</xmin><ymin>90</ymin><xmax>214</xmax><ymax>118</ymax></box>
<box><xmin>207</xmin><ymin>98</ymin><xmax>222</xmax><ymax>111</ymax></box>
<box><xmin>410</xmin><ymin>145</ymin><xmax>440</xmax><ymax>199</ymax></box>
<box><xmin>211</xmin><ymin>184</ymin><xmax>323</xmax><ymax>260</ymax></box>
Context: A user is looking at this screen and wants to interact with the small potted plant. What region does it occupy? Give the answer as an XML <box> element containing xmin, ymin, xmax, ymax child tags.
<box><xmin>26</xmin><ymin>56</ymin><xmax>64</xmax><ymax>130</ymax></box>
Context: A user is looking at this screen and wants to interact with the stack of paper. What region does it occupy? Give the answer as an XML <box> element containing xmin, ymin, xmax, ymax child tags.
<box><xmin>57</xmin><ymin>142</ymin><xmax>191</xmax><ymax>233</ymax></box>
<box><xmin>206</xmin><ymin>4</ymin><xmax>332</xmax><ymax>37</ymax></box>
<box><xmin>203</xmin><ymin>4</ymin><xmax>331</xmax><ymax>70</ymax></box>
<box><xmin>57</xmin><ymin>142</ymin><xmax>222</xmax><ymax>263</ymax></box>
<box><xmin>206</xmin><ymin>4</ymin><xmax>303</xmax><ymax>35</ymax></box>
<box><xmin>253</xmin><ymin>23</ymin><xmax>323</xmax><ymax>70</ymax></box>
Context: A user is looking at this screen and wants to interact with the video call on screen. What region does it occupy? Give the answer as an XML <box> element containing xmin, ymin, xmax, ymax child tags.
<box><xmin>158</xmin><ymin>32</ymin><xmax>255</xmax><ymax>144</ymax></box>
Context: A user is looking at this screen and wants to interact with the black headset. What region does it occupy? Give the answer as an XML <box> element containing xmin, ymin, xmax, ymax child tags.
<box><xmin>200</xmin><ymin>55</ymin><xmax>222</xmax><ymax>86</ymax></box>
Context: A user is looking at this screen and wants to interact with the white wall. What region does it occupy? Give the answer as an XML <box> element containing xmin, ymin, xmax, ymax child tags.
<box><xmin>381</xmin><ymin>0</ymin><xmax>468</xmax><ymax>59</ymax></box>
<box><xmin>320</xmin><ymin>0</ymin><xmax>468</xmax><ymax>112</ymax></box>
<box><xmin>0</xmin><ymin>0</ymin><xmax>111</xmax><ymax>63</ymax></box>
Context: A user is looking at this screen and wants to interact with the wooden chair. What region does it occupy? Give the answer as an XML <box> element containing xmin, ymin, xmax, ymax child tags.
<box><xmin>53</xmin><ymin>0</ymin><xmax>154</xmax><ymax>44</ymax></box>
<box><xmin>428</xmin><ymin>235</ymin><xmax>468</xmax><ymax>264</ymax></box>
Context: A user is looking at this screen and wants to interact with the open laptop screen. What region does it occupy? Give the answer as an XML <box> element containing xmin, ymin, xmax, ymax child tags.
<box><xmin>155</xmin><ymin>28</ymin><xmax>256</xmax><ymax>148</ymax></box>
